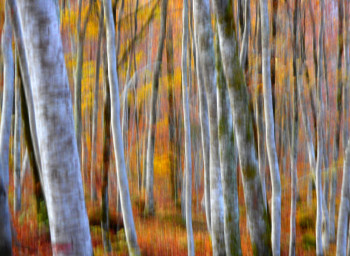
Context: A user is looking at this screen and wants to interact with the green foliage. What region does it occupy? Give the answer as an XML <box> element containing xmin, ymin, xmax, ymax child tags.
<box><xmin>37</xmin><ymin>200</ymin><xmax>49</xmax><ymax>229</ymax></box>
<box><xmin>298</xmin><ymin>211</ymin><xmax>315</xmax><ymax>231</ymax></box>
<box><xmin>302</xmin><ymin>233</ymin><xmax>316</xmax><ymax>250</ymax></box>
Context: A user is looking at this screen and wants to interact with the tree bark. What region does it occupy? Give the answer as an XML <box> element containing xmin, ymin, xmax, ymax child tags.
<box><xmin>212</xmin><ymin>0</ymin><xmax>272</xmax><ymax>254</ymax></box>
<box><xmin>0</xmin><ymin>176</ymin><xmax>11</xmax><ymax>256</ymax></box>
<box><xmin>182</xmin><ymin>1</ymin><xmax>195</xmax><ymax>254</ymax></box>
<box><xmin>17</xmin><ymin>0</ymin><xmax>92</xmax><ymax>254</ymax></box>
<box><xmin>0</xmin><ymin>1</ymin><xmax>14</xmax><ymax>190</ymax></box>
<box><xmin>216</xmin><ymin>30</ymin><xmax>242</xmax><ymax>256</ymax></box>
<box><xmin>193</xmin><ymin>1</ymin><xmax>226</xmax><ymax>254</ymax></box>
<box><xmin>103</xmin><ymin>0</ymin><xmax>140</xmax><ymax>254</ymax></box>
<box><xmin>144</xmin><ymin>0</ymin><xmax>168</xmax><ymax>215</ymax></box>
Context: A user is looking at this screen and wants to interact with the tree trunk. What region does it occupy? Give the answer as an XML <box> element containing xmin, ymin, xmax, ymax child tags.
<box><xmin>182</xmin><ymin>1</ymin><xmax>195</xmax><ymax>254</ymax></box>
<box><xmin>330</xmin><ymin>0</ymin><xmax>344</xmax><ymax>242</ymax></box>
<box><xmin>260</xmin><ymin>0</ymin><xmax>282</xmax><ymax>253</ymax></box>
<box><xmin>14</xmin><ymin>52</ymin><xmax>22</xmax><ymax>213</ymax></box>
<box><xmin>144</xmin><ymin>0</ymin><xmax>168</xmax><ymax>215</ymax></box>
<box><xmin>17</xmin><ymin>0</ymin><xmax>92</xmax><ymax>254</ymax></box>
<box><xmin>0</xmin><ymin>175</ymin><xmax>11</xmax><ymax>256</ymax></box>
<box><xmin>90</xmin><ymin>3</ymin><xmax>104</xmax><ymax>202</ymax></box>
<box><xmin>0</xmin><ymin>1</ymin><xmax>14</xmax><ymax>190</ymax></box>
<box><xmin>103</xmin><ymin>0</ymin><xmax>140</xmax><ymax>254</ymax></box>
<box><xmin>74</xmin><ymin>0</ymin><xmax>93</xmax><ymax>162</ymax></box>
<box><xmin>101</xmin><ymin>42</ymin><xmax>112</xmax><ymax>252</ymax></box>
<box><xmin>216</xmin><ymin>30</ymin><xmax>242</xmax><ymax>256</ymax></box>
<box><xmin>212</xmin><ymin>0</ymin><xmax>272</xmax><ymax>254</ymax></box>
<box><xmin>193</xmin><ymin>1</ymin><xmax>226</xmax><ymax>254</ymax></box>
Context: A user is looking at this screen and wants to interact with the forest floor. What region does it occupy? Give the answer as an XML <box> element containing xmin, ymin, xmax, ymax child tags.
<box><xmin>9</xmin><ymin>159</ymin><xmax>339</xmax><ymax>255</ymax></box>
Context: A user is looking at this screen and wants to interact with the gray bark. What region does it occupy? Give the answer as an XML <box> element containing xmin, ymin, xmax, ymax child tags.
<box><xmin>193</xmin><ymin>1</ymin><xmax>226</xmax><ymax>254</ymax></box>
<box><xmin>103</xmin><ymin>0</ymin><xmax>140</xmax><ymax>254</ymax></box>
<box><xmin>182</xmin><ymin>1</ymin><xmax>195</xmax><ymax>254</ymax></box>
<box><xmin>0</xmin><ymin>175</ymin><xmax>11</xmax><ymax>255</ymax></box>
<box><xmin>144</xmin><ymin>0</ymin><xmax>168</xmax><ymax>215</ymax></box>
<box><xmin>17</xmin><ymin>0</ymin><xmax>93</xmax><ymax>254</ymax></box>
<box><xmin>212</xmin><ymin>0</ymin><xmax>272</xmax><ymax>254</ymax></box>
<box><xmin>0</xmin><ymin>2</ymin><xmax>14</xmax><ymax>190</ymax></box>
<box><xmin>216</xmin><ymin>30</ymin><xmax>242</xmax><ymax>256</ymax></box>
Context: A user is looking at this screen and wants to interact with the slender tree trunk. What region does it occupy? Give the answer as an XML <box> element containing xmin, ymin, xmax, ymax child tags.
<box><xmin>316</xmin><ymin>1</ymin><xmax>325</xmax><ymax>254</ymax></box>
<box><xmin>17</xmin><ymin>0</ymin><xmax>92</xmax><ymax>254</ymax></box>
<box><xmin>166</xmin><ymin>18</ymin><xmax>177</xmax><ymax>203</ymax></box>
<box><xmin>182</xmin><ymin>1</ymin><xmax>195</xmax><ymax>254</ymax></box>
<box><xmin>103</xmin><ymin>0</ymin><xmax>140</xmax><ymax>254</ymax></box>
<box><xmin>260</xmin><ymin>0</ymin><xmax>282</xmax><ymax>254</ymax></box>
<box><xmin>144</xmin><ymin>0</ymin><xmax>168</xmax><ymax>215</ymax></box>
<box><xmin>101</xmin><ymin>42</ymin><xmax>112</xmax><ymax>252</ymax></box>
<box><xmin>193</xmin><ymin>19</ymin><xmax>211</xmax><ymax>233</ymax></box>
<box><xmin>216</xmin><ymin>30</ymin><xmax>242</xmax><ymax>256</ymax></box>
<box><xmin>14</xmin><ymin>53</ymin><xmax>21</xmax><ymax>213</ymax></box>
<box><xmin>0</xmin><ymin>2</ymin><xmax>14</xmax><ymax>190</ymax></box>
<box><xmin>193</xmin><ymin>1</ymin><xmax>226</xmax><ymax>254</ymax></box>
<box><xmin>90</xmin><ymin>3</ymin><xmax>104</xmax><ymax>202</ymax></box>
<box><xmin>212</xmin><ymin>0</ymin><xmax>272</xmax><ymax>254</ymax></box>
<box><xmin>74</xmin><ymin>0</ymin><xmax>93</xmax><ymax>162</ymax></box>
<box><xmin>330</xmin><ymin>0</ymin><xmax>344</xmax><ymax>242</ymax></box>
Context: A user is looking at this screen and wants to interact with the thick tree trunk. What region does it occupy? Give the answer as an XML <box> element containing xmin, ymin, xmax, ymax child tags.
<box><xmin>103</xmin><ymin>0</ymin><xmax>140</xmax><ymax>254</ymax></box>
<box><xmin>182</xmin><ymin>1</ymin><xmax>195</xmax><ymax>254</ymax></box>
<box><xmin>17</xmin><ymin>0</ymin><xmax>92</xmax><ymax>254</ymax></box>
<box><xmin>212</xmin><ymin>0</ymin><xmax>272</xmax><ymax>254</ymax></box>
<box><xmin>90</xmin><ymin>4</ymin><xmax>104</xmax><ymax>202</ymax></box>
<box><xmin>193</xmin><ymin>1</ymin><xmax>226</xmax><ymax>254</ymax></box>
<box><xmin>0</xmin><ymin>2</ymin><xmax>14</xmax><ymax>190</ymax></box>
<box><xmin>144</xmin><ymin>0</ymin><xmax>168</xmax><ymax>215</ymax></box>
<box><xmin>216</xmin><ymin>31</ymin><xmax>242</xmax><ymax>256</ymax></box>
<box><xmin>193</xmin><ymin>22</ymin><xmax>211</xmax><ymax>233</ymax></box>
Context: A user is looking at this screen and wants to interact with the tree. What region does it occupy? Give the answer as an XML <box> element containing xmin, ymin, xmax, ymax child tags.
<box><xmin>0</xmin><ymin>0</ymin><xmax>14</xmax><ymax>190</ymax></box>
<box><xmin>0</xmin><ymin>175</ymin><xmax>11</xmax><ymax>255</ymax></box>
<box><xmin>193</xmin><ymin>0</ymin><xmax>226</xmax><ymax>254</ymax></box>
<box><xmin>103</xmin><ymin>0</ymin><xmax>140</xmax><ymax>254</ymax></box>
<box><xmin>16</xmin><ymin>0</ymin><xmax>93</xmax><ymax>254</ymax></box>
<box><xmin>144</xmin><ymin>0</ymin><xmax>168</xmax><ymax>215</ymax></box>
<box><xmin>212</xmin><ymin>0</ymin><xmax>272</xmax><ymax>254</ymax></box>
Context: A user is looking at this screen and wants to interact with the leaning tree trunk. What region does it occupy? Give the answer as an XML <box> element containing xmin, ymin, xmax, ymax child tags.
<box><xmin>144</xmin><ymin>0</ymin><xmax>168</xmax><ymax>215</ymax></box>
<box><xmin>103</xmin><ymin>0</ymin><xmax>140</xmax><ymax>254</ymax></box>
<box><xmin>17</xmin><ymin>0</ymin><xmax>92</xmax><ymax>254</ymax></box>
<box><xmin>14</xmin><ymin>53</ymin><xmax>22</xmax><ymax>213</ymax></box>
<box><xmin>90</xmin><ymin>3</ymin><xmax>104</xmax><ymax>202</ymax></box>
<box><xmin>215</xmin><ymin>30</ymin><xmax>242</xmax><ymax>256</ymax></box>
<box><xmin>182</xmin><ymin>1</ymin><xmax>195</xmax><ymax>254</ymax></box>
<box><xmin>260</xmin><ymin>0</ymin><xmax>282</xmax><ymax>253</ymax></box>
<box><xmin>0</xmin><ymin>2</ymin><xmax>14</xmax><ymax>190</ymax></box>
<box><xmin>193</xmin><ymin>1</ymin><xmax>226</xmax><ymax>254</ymax></box>
<box><xmin>212</xmin><ymin>0</ymin><xmax>272</xmax><ymax>254</ymax></box>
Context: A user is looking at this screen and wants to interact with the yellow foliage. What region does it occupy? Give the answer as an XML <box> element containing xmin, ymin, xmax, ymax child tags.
<box><xmin>154</xmin><ymin>152</ymin><xmax>170</xmax><ymax>177</ymax></box>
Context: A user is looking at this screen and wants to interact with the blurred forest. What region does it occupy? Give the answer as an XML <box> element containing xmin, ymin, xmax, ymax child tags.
<box><xmin>0</xmin><ymin>0</ymin><xmax>350</xmax><ymax>255</ymax></box>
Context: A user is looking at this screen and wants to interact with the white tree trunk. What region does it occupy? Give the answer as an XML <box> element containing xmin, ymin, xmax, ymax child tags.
<box><xmin>182</xmin><ymin>1</ymin><xmax>195</xmax><ymax>254</ymax></box>
<box><xmin>0</xmin><ymin>2</ymin><xmax>14</xmax><ymax>190</ymax></box>
<box><xmin>16</xmin><ymin>0</ymin><xmax>92</xmax><ymax>254</ymax></box>
<box><xmin>193</xmin><ymin>1</ymin><xmax>226</xmax><ymax>254</ymax></box>
<box><xmin>212</xmin><ymin>0</ymin><xmax>272</xmax><ymax>254</ymax></box>
<box><xmin>103</xmin><ymin>0</ymin><xmax>140</xmax><ymax>254</ymax></box>
<box><xmin>216</xmin><ymin>32</ymin><xmax>242</xmax><ymax>256</ymax></box>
